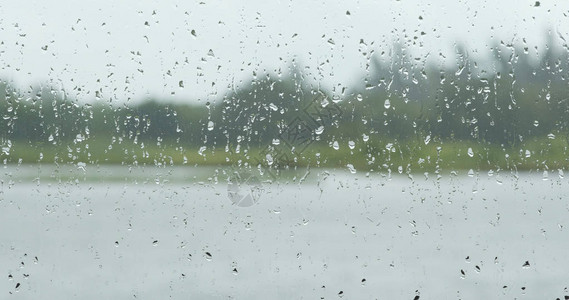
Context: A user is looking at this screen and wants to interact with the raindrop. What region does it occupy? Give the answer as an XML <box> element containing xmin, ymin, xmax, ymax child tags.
<box><xmin>522</xmin><ymin>261</ymin><xmax>530</xmax><ymax>268</ymax></box>
<box><xmin>347</xmin><ymin>164</ymin><xmax>356</xmax><ymax>174</ymax></box>
<box><xmin>332</xmin><ymin>141</ymin><xmax>339</xmax><ymax>150</ymax></box>
<box><xmin>205</xmin><ymin>252</ymin><xmax>212</xmax><ymax>261</ymax></box>
<box><xmin>348</xmin><ymin>141</ymin><xmax>355</xmax><ymax>149</ymax></box>
<box><xmin>384</xmin><ymin>99</ymin><xmax>391</xmax><ymax>109</ymax></box>
<box><xmin>356</xmin><ymin>94</ymin><xmax>363</xmax><ymax>101</ymax></box>
<box><xmin>467</xmin><ymin>148</ymin><xmax>474</xmax><ymax>157</ymax></box>
<box><xmin>496</xmin><ymin>176</ymin><xmax>503</xmax><ymax>185</ymax></box>
<box><xmin>198</xmin><ymin>146</ymin><xmax>206</xmax><ymax>156</ymax></box>
<box><xmin>207</xmin><ymin>121</ymin><xmax>214</xmax><ymax>131</ymax></box>
<box><xmin>315</xmin><ymin>126</ymin><xmax>324</xmax><ymax>135</ymax></box>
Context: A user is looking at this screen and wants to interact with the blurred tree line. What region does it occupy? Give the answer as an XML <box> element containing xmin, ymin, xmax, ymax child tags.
<box><xmin>1</xmin><ymin>37</ymin><xmax>568</xmax><ymax>160</ymax></box>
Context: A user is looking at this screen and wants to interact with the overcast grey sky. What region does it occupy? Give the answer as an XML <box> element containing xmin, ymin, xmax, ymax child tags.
<box><xmin>1</xmin><ymin>0</ymin><xmax>568</xmax><ymax>103</ymax></box>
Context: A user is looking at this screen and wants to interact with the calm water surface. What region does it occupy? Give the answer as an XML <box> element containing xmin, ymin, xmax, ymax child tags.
<box><xmin>1</xmin><ymin>166</ymin><xmax>568</xmax><ymax>299</ymax></box>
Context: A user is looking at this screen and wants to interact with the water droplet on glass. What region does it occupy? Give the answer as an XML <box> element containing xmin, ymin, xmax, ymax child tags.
<box><xmin>348</xmin><ymin>141</ymin><xmax>355</xmax><ymax>149</ymax></box>
<box><xmin>207</xmin><ymin>121</ymin><xmax>214</xmax><ymax>131</ymax></box>
<box><xmin>356</xmin><ymin>94</ymin><xmax>363</xmax><ymax>101</ymax></box>
<box><xmin>347</xmin><ymin>164</ymin><xmax>356</xmax><ymax>174</ymax></box>
<box><xmin>467</xmin><ymin>148</ymin><xmax>474</xmax><ymax>157</ymax></box>
<box><xmin>522</xmin><ymin>261</ymin><xmax>530</xmax><ymax>268</ymax></box>
<box><xmin>495</xmin><ymin>175</ymin><xmax>503</xmax><ymax>185</ymax></box>
<box><xmin>266</xmin><ymin>154</ymin><xmax>274</xmax><ymax>166</ymax></box>
<box><xmin>315</xmin><ymin>126</ymin><xmax>324</xmax><ymax>135</ymax></box>
<box><xmin>332</xmin><ymin>141</ymin><xmax>339</xmax><ymax>150</ymax></box>
<box><xmin>384</xmin><ymin>99</ymin><xmax>391</xmax><ymax>109</ymax></box>
<box><xmin>198</xmin><ymin>146</ymin><xmax>206</xmax><ymax>156</ymax></box>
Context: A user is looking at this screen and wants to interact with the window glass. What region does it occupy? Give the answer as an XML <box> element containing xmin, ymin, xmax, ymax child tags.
<box><xmin>1</xmin><ymin>1</ymin><xmax>569</xmax><ymax>299</ymax></box>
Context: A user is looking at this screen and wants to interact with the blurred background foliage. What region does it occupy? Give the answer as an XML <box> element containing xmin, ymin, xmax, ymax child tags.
<box><xmin>1</xmin><ymin>39</ymin><xmax>568</xmax><ymax>173</ymax></box>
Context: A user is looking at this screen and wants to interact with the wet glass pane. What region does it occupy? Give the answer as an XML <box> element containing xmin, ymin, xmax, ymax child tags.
<box><xmin>1</xmin><ymin>1</ymin><xmax>569</xmax><ymax>299</ymax></box>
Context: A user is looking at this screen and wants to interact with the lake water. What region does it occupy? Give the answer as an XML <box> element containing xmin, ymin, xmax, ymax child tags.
<box><xmin>1</xmin><ymin>165</ymin><xmax>568</xmax><ymax>299</ymax></box>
